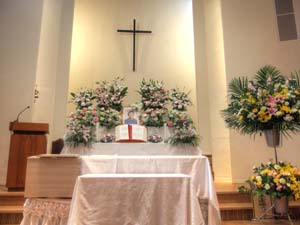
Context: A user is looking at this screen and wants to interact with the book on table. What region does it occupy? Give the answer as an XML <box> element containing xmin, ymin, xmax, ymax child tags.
<box><xmin>115</xmin><ymin>125</ymin><xmax>147</xmax><ymax>142</ymax></box>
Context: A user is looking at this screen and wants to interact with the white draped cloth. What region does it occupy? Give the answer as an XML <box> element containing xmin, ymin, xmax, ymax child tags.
<box><xmin>62</xmin><ymin>143</ymin><xmax>201</xmax><ymax>156</ymax></box>
<box><xmin>68</xmin><ymin>174</ymin><xmax>201</xmax><ymax>225</ymax></box>
<box><xmin>21</xmin><ymin>198</ymin><xmax>70</xmax><ymax>225</ymax></box>
<box><xmin>21</xmin><ymin>155</ymin><xmax>220</xmax><ymax>225</ymax></box>
<box><xmin>80</xmin><ymin>155</ymin><xmax>220</xmax><ymax>225</ymax></box>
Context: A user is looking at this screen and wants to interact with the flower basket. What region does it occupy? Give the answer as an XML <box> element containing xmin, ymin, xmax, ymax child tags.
<box><xmin>222</xmin><ymin>65</ymin><xmax>300</xmax><ymax>162</ymax></box>
<box><xmin>274</xmin><ymin>196</ymin><xmax>289</xmax><ymax>215</ymax></box>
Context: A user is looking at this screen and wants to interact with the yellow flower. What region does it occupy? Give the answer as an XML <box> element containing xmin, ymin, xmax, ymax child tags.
<box><xmin>247</xmin><ymin>97</ymin><xmax>256</xmax><ymax>104</ymax></box>
<box><xmin>261</xmin><ymin>169</ymin><xmax>269</xmax><ymax>175</ymax></box>
<box><xmin>256</xmin><ymin>181</ymin><xmax>262</xmax><ymax>186</ymax></box>
<box><xmin>239</xmin><ymin>115</ymin><xmax>244</xmax><ymax>121</ymax></box>
<box><xmin>274</xmin><ymin>178</ymin><xmax>279</xmax><ymax>184</ymax></box>
<box><xmin>281</xmin><ymin>88</ymin><xmax>288</xmax><ymax>96</ymax></box>
<box><xmin>294</xmin><ymin>90</ymin><xmax>299</xmax><ymax>95</ymax></box>
<box><xmin>252</xmin><ymin>108</ymin><xmax>258</xmax><ymax>113</ymax></box>
<box><xmin>281</xmin><ymin>105</ymin><xmax>291</xmax><ymax>113</ymax></box>
<box><xmin>250</xmin><ymin>176</ymin><xmax>255</xmax><ymax>181</ymax></box>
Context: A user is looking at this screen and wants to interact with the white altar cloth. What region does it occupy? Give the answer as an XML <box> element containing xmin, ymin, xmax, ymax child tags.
<box><xmin>21</xmin><ymin>198</ymin><xmax>70</xmax><ymax>225</ymax></box>
<box><xmin>80</xmin><ymin>155</ymin><xmax>220</xmax><ymax>225</ymax></box>
<box><xmin>21</xmin><ymin>155</ymin><xmax>220</xmax><ymax>225</ymax></box>
<box><xmin>68</xmin><ymin>174</ymin><xmax>201</xmax><ymax>225</ymax></box>
<box><xmin>62</xmin><ymin>143</ymin><xmax>201</xmax><ymax>155</ymax></box>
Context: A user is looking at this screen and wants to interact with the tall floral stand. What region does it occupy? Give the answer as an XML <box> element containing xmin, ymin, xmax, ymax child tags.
<box><xmin>254</xmin><ymin>130</ymin><xmax>294</xmax><ymax>224</ymax></box>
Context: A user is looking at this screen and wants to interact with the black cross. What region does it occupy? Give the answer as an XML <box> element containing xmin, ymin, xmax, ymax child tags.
<box><xmin>117</xmin><ymin>19</ymin><xmax>152</xmax><ymax>72</ymax></box>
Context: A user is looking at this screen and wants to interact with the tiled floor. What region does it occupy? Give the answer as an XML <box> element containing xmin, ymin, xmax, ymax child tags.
<box><xmin>223</xmin><ymin>220</ymin><xmax>300</xmax><ymax>225</ymax></box>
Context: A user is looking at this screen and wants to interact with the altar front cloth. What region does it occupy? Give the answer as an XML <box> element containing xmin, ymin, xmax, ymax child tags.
<box><xmin>24</xmin><ymin>155</ymin><xmax>221</xmax><ymax>225</ymax></box>
<box><xmin>68</xmin><ymin>174</ymin><xmax>202</xmax><ymax>225</ymax></box>
<box><xmin>62</xmin><ymin>142</ymin><xmax>201</xmax><ymax>155</ymax></box>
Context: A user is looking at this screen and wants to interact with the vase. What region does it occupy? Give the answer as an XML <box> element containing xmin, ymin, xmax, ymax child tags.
<box><xmin>274</xmin><ymin>196</ymin><xmax>289</xmax><ymax>215</ymax></box>
<box><xmin>264</xmin><ymin>129</ymin><xmax>280</xmax><ymax>147</ymax></box>
<box><xmin>264</xmin><ymin>129</ymin><xmax>280</xmax><ymax>163</ymax></box>
<box><xmin>147</xmin><ymin>125</ymin><xmax>174</xmax><ymax>142</ymax></box>
<box><xmin>95</xmin><ymin>124</ymin><xmax>106</xmax><ymax>142</ymax></box>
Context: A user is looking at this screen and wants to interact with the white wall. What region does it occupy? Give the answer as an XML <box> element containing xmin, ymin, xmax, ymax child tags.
<box><xmin>0</xmin><ymin>0</ymin><xmax>44</xmax><ymax>185</ymax></box>
<box><xmin>221</xmin><ymin>0</ymin><xmax>300</xmax><ymax>182</ymax></box>
<box><xmin>204</xmin><ymin>0</ymin><xmax>233</xmax><ymax>182</ymax></box>
<box><xmin>32</xmin><ymin>0</ymin><xmax>74</xmax><ymax>150</ymax></box>
<box><xmin>69</xmin><ymin>0</ymin><xmax>198</xmax><ymax>127</ymax></box>
<box><xmin>0</xmin><ymin>0</ymin><xmax>74</xmax><ymax>185</ymax></box>
<box><xmin>192</xmin><ymin>0</ymin><xmax>212</xmax><ymax>154</ymax></box>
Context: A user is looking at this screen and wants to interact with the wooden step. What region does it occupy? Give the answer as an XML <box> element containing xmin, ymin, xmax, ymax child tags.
<box><xmin>0</xmin><ymin>186</ymin><xmax>25</xmax><ymax>207</ymax></box>
<box><xmin>0</xmin><ymin>206</ymin><xmax>23</xmax><ymax>214</ymax></box>
<box><xmin>0</xmin><ymin>206</ymin><xmax>23</xmax><ymax>225</ymax></box>
<box><xmin>219</xmin><ymin>203</ymin><xmax>253</xmax><ymax>210</ymax></box>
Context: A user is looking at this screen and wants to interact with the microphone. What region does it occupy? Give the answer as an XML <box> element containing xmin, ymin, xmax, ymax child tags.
<box><xmin>14</xmin><ymin>106</ymin><xmax>30</xmax><ymax>123</ymax></box>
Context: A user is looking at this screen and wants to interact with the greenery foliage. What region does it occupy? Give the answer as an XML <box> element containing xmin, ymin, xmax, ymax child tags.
<box><xmin>222</xmin><ymin>65</ymin><xmax>300</xmax><ymax>136</ymax></box>
<box><xmin>239</xmin><ymin>161</ymin><xmax>300</xmax><ymax>200</ymax></box>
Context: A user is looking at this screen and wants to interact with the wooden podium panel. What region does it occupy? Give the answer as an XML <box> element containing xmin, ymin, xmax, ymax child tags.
<box><xmin>25</xmin><ymin>156</ymin><xmax>81</xmax><ymax>198</ymax></box>
<box><xmin>6</xmin><ymin>122</ymin><xmax>49</xmax><ymax>189</ymax></box>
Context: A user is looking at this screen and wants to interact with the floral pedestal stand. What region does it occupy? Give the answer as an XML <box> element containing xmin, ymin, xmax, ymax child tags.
<box><xmin>254</xmin><ymin>130</ymin><xmax>294</xmax><ymax>224</ymax></box>
<box><xmin>254</xmin><ymin>196</ymin><xmax>294</xmax><ymax>225</ymax></box>
<box><xmin>264</xmin><ymin>129</ymin><xmax>280</xmax><ymax>163</ymax></box>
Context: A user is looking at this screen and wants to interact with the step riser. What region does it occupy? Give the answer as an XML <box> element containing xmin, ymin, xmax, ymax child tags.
<box><xmin>221</xmin><ymin>209</ymin><xmax>253</xmax><ymax>221</ymax></box>
<box><xmin>0</xmin><ymin>213</ymin><xmax>23</xmax><ymax>224</ymax></box>
<box><xmin>217</xmin><ymin>193</ymin><xmax>251</xmax><ymax>203</ymax></box>
<box><xmin>0</xmin><ymin>196</ymin><xmax>25</xmax><ymax>206</ymax></box>
<box><xmin>221</xmin><ymin>207</ymin><xmax>300</xmax><ymax>221</ymax></box>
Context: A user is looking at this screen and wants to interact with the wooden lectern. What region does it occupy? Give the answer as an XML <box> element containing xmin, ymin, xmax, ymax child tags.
<box><xmin>6</xmin><ymin>122</ymin><xmax>49</xmax><ymax>190</ymax></box>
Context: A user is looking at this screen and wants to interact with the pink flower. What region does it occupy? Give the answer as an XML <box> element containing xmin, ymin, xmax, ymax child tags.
<box><xmin>266</xmin><ymin>96</ymin><xmax>276</xmax><ymax>107</ymax></box>
<box><xmin>77</xmin><ymin>115</ymin><xmax>83</xmax><ymax>119</ymax></box>
<box><xmin>276</xmin><ymin>185</ymin><xmax>283</xmax><ymax>191</ymax></box>
<box><xmin>167</xmin><ymin>121</ymin><xmax>174</xmax><ymax>127</ymax></box>
<box><xmin>82</xmin><ymin>108</ymin><xmax>87</xmax><ymax>113</ymax></box>
<box><xmin>93</xmin><ymin>117</ymin><xmax>99</xmax><ymax>122</ymax></box>
<box><xmin>275</xmin><ymin>95</ymin><xmax>284</xmax><ymax>103</ymax></box>
<box><xmin>268</xmin><ymin>107</ymin><xmax>277</xmax><ymax>115</ymax></box>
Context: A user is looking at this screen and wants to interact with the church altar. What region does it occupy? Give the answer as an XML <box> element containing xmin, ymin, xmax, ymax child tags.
<box><xmin>68</xmin><ymin>173</ymin><xmax>199</xmax><ymax>225</ymax></box>
<box><xmin>61</xmin><ymin>142</ymin><xmax>201</xmax><ymax>155</ymax></box>
<box><xmin>23</xmin><ymin>154</ymin><xmax>221</xmax><ymax>225</ymax></box>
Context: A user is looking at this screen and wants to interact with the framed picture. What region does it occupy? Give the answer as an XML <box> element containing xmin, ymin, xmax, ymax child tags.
<box><xmin>123</xmin><ymin>107</ymin><xmax>140</xmax><ymax>125</ymax></box>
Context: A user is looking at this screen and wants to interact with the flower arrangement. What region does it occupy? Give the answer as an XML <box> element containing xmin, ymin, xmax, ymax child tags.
<box><xmin>70</xmin><ymin>88</ymin><xmax>94</xmax><ymax>109</ymax></box>
<box><xmin>147</xmin><ymin>134</ymin><xmax>163</xmax><ymax>143</ymax></box>
<box><xmin>222</xmin><ymin>65</ymin><xmax>300</xmax><ymax>136</ymax></box>
<box><xmin>94</xmin><ymin>77</ymin><xmax>128</xmax><ymax>112</ymax></box>
<box><xmin>170</xmin><ymin>88</ymin><xmax>192</xmax><ymax>111</ymax></box>
<box><xmin>241</xmin><ymin>162</ymin><xmax>300</xmax><ymax>200</ymax></box>
<box><xmin>167</xmin><ymin>88</ymin><xmax>199</xmax><ymax>146</ymax></box>
<box><xmin>138</xmin><ymin>79</ymin><xmax>169</xmax><ymax>127</ymax></box>
<box><xmin>100</xmin><ymin>134</ymin><xmax>115</xmax><ymax>143</ymax></box>
<box><xmin>168</xmin><ymin>110</ymin><xmax>194</xmax><ymax>129</ymax></box>
<box><xmin>98</xmin><ymin>107</ymin><xmax>122</xmax><ymax>129</ymax></box>
<box><xmin>168</xmin><ymin>127</ymin><xmax>199</xmax><ymax>146</ymax></box>
<box><xmin>65</xmin><ymin>107</ymin><xmax>99</xmax><ymax>147</ymax></box>
<box><xmin>141</xmin><ymin>108</ymin><xmax>168</xmax><ymax>127</ymax></box>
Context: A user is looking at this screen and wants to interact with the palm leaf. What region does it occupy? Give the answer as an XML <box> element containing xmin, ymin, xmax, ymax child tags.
<box><xmin>291</xmin><ymin>70</ymin><xmax>300</xmax><ymax>89</ymax></box>
<box><xmin>228</xmin><ymin>77</ymin><xmax>249</xmax><ymax>99</ymax></box>
<box><xmin>254</xmin><ymin>65</ymin><xmax>284</xmax><ymax>89</ymax></box>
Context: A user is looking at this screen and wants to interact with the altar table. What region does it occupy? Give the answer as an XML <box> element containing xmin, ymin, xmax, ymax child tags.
<box><xmin>68</xmin><ymin>173</ymin><xmax>201</xmax><ymax>225</ymax></box>
<box><xmin>23</xmin><ymin>155</ymin><xmax>221</xmax><ymax>225</ymax></box>
<box><xmin>61</xmin><ymin>142</ymin><xmax>201</xmax><ymax>155</ymax></box>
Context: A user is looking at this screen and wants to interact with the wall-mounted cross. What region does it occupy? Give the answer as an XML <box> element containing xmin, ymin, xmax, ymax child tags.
<box><xmin>117</xmin><ymin>19</ymin><xmax>152</xmax><ymax>72</ymax></box>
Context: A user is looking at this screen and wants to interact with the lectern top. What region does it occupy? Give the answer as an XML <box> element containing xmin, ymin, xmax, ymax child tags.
<box><xmin>9</xmin><ymin>122</ymin><xmax>49</xmax><ymax>133</ymax></box>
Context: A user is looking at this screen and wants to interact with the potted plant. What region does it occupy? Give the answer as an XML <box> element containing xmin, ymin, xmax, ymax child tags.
<box><xmin>241</xmin><ymin>162</ymin><xmax>300</xmax><ymax>215</ymax></box>
<box><xmin>222</xmin><ymin>65</ymin><xmax>300</xmax><ymax>162</ymax></box>
<box><xmin>138</xmin><ymin>79</ymin><xmax>169</xmax><ymax>138</ymax></box>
